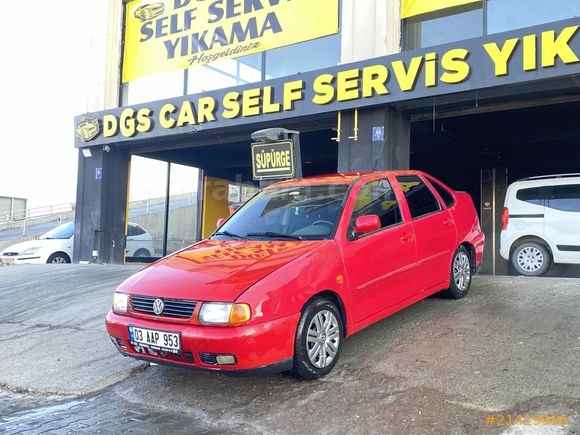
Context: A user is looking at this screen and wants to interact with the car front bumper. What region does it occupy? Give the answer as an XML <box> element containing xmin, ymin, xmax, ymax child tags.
<box><xmin>0</xmin><ymin>255</ymin><xmax>45</xmax><ymax>265</ymax></box>
<box><xmin>105</xmin><ymin>311</ymin><xmax>300</xmax><ymax>375</ymax></box>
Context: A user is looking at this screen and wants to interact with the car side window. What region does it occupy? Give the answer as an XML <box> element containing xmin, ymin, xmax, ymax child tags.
<box><xmin>351</xmin><ymin>179</ymin><xmax>402</xmax><ymax>234</ymax></box>
<box><xmin>128</xmin><ymin>225</ymin><xmax>145</xmax><ymax>237</ymax></box>
<box><xmin>427</xmin><ymin>177</ymin><xmax>455</xmax><ymax>208</ymax></box>
<box><xmin>396</xmin><ymin>175</ymin><xmax>441</xmax><ymax>219</ymax></box>
<box><xmin>516</xmin><ymin>187</ymin><xmax>549</xmax><ymax>206</ymax></box>
<box><xmin>547</xmin><ymin>184</ymin><xmax>580</xmax><ymax>212</ymax></box>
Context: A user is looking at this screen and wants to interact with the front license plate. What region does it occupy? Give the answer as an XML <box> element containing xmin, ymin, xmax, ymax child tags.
<box><xmin>128</xmin><ymin>326</ymin><xmax>181</xmax><ymax>353</ymax></box>
<box><xmin>0</xmin><ymin>257</ymin><xmax>14</xmax><ymax>265</ymax></box>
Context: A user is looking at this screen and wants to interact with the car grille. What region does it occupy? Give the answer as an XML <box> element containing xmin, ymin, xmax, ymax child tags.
<box><xmin>130</xmin><ymin>295</ymin><xmax>197</xmax><ymax>319</ymax></box>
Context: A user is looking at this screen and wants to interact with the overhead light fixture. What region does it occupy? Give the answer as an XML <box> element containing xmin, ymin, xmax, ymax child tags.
<box><xmin>251</xmin><ymin>128</ymin><xmax>299</xmax><ymax>143</ymax></box>
<box><xmin>81</xmin><ymin>148</ymin><xmax>92</xmax><ymax>158</ymax></box>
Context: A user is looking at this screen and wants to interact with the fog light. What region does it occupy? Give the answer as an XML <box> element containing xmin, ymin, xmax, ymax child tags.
<box><xmin>216</xmin><ymin>354</ymin><xmax>237</xmax><ymax>365</ymax></box>
<box><xmin>110</xmin><ymin>336</ymin><xmax>126</xmax><ymax>349</ymax></box>
<box><xmin>200</xmin><ymin>353</ymin><xmax>237</xmax><ymax>366</ymax></box>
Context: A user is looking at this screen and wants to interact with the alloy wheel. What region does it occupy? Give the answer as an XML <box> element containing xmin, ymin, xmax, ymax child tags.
<box><xmin>453</xmin><ymin>251</ymin><xmax>471</xmax><ymax>291</ymax></box>
<box><xmin>306</xmin><ymin>310</ymin><xmax>340</xmax><ymax>369</ymax></box>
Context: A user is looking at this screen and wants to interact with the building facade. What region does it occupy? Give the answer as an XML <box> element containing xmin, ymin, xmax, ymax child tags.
<box><xmin>74</xmin><ymin>0</ymin><xmax>580</xmax><ymax>274</ymax></box>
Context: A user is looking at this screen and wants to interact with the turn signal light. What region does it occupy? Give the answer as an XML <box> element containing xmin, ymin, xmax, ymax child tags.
<box><xmin>229</xmin><ymin>303</ymin><xmax>251</xmax><ymax>324</ymax></box>
<box><xmin>501</xmin><ymin>207</ymin><xmax>509</xmax><ymax>230</ymax></box>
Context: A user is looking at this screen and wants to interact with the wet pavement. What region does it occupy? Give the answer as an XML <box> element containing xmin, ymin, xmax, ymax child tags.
<box><xmin>0</xmin><ymin>266</ymin><xmax>579</xmax><ymax>434</ymax></box>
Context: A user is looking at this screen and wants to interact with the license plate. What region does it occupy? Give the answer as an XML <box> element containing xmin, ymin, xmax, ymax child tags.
<box><xmin>0</xmin><ymin>257</ymin><xmax>14</xmax><ymax>266</ymax></box>
<box><xmin>128</xmin><ymin>326</ymin><xmax>181</xmax><ymax>353</ymax></box>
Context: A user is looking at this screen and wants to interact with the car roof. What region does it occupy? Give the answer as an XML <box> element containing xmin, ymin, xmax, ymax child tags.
<box><xmin>517</xmin><ymin>173</ymin><xmax>580</xmax><ymax>181</ymax></box>
<box><xmin>508</xmin><ymin>175</ymin><xmax>580</xmax><ymax>190</ymax></box>
<box><xmin>268</xmin><ymin>170</ymin><xmax>427</xmax><ymax>188</ymax></box>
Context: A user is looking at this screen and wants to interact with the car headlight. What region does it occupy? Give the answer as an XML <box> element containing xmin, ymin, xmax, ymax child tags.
<box><xmin>112</xmin><ymin>292</ymin><xmax>129</xmax><ymax>314</ymax></box>
<box><xmin>198</xmin><ymin>302</ymin><xmax>251</xmax><ymax>325</ymax></box>
<box><xmin>19</xmin><ymin>246</ymin><xmax>42</xmax><ymax>255</ymax></box>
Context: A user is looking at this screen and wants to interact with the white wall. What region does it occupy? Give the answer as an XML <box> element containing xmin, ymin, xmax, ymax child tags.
<box><xmin>0</xmin><ymin>0</ymin><xmax>111</xmax><ymax>208</ymax></box>
<box><xmin>340</xmin><ymin>0</ymin><xmax>402</xmax><ymax>63</ymax></box>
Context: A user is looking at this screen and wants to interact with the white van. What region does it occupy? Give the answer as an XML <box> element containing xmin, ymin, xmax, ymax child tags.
<box><xmin>500</xmin><ymin>174</ymin><xmax>580</xmax><ymax>276</ymax></box>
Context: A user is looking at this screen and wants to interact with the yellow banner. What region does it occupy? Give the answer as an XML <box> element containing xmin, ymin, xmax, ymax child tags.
<box><xmin>401</xmin><ymin>0</ymin><xmax>480</xmax><ymax>19</ymax></box>
<box><xmin>123</xmin><ymin>0</ymin><xmax>339</xmax><ymax>82</ymax></box>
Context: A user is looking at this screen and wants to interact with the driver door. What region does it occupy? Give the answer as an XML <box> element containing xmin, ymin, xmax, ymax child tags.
<box><xmin>340</xmin><ymin>178</ymin><xmax>417</xmax><ymax>324</ymax></box>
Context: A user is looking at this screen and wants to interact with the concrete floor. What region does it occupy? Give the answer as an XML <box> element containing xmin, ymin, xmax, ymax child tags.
<box><xmin>0</xmin><ymin>264</ymin><xmax>578</xmax><ymax>434</ymax></box>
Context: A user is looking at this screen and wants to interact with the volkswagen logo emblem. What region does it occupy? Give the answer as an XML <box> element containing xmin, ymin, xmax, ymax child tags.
<box><xmin>152</xmin><ymin>298</ymin><xmax>164</xmax><ymax>315</ymax></box>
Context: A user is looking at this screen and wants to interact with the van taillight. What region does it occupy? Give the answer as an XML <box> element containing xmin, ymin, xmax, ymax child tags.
<box><xmin>501</xmin><ymin>207</ymin><xmax>509</xmax><ymax>230</ymax></box>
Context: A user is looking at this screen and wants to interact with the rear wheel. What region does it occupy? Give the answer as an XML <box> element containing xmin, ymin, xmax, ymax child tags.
<box><xmin>47</xmin><ymin>253</ymin><xmax>70</xmax><ymax>264</ymax></box>
<box><xmin>290</xmin><ymin>298</ymin><xmax>343</xmax><ymax>380</ymax></box>
<box><xmin>440</xmin><ymin>246</ymin><xmax>472</xmax><ymax>299</ymax></box>
<box><xmin>510</xmin><ymin>241</ymin><xmax>551</xmax><ymax>276</ymax></box>
<box><xmin>133</xmin><ymin>248</ymin><xmax>151</xmax><ymax>258</ymax></box>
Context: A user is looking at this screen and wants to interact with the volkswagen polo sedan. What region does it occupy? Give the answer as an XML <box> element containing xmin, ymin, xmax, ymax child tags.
<box><xmin>106</xmin><ymin>171</ymin><xmax>484</xmax><ymax>379</ymax></box>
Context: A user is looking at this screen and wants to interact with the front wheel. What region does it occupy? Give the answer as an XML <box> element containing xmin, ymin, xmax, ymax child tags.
<box><xmin>289</xmin><ymin>298</ymin><xmax>343</xmax><ymax>380</ymax></box>
<box><xmin>440</xmin><ymin>246</ymin><xmax>472</xmax><ymax>299</ymax></box>
<box><xmin>47</xmin><ymin>253</ymin><xmax>70</xmax><ymax>264</ymax></box>
<box><xmin>510</xmin><ymin>241</ymin><xmax>551</xmax><ymax>276</ymax></box>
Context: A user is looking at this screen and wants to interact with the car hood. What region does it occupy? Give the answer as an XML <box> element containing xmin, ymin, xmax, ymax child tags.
<box><xmin>120</xmin><ymin>239</ymin><xmax>326</xmax><ymax>301</ymax></box>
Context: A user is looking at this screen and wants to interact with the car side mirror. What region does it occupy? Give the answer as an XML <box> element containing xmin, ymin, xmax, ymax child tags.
<box><xmin>216</xmin><ymin>218</ymin><xmax>226</xmax><ymax>229</ymax></box>
<box><xmin>354</xmin><ymin>215</ymin><xmax>381</xmax><ymax>235</ymax></box>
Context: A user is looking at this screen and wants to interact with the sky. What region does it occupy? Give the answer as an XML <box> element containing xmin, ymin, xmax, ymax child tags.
<box><xmin>0</xmin><ymin>1</ymin><xmax>201</xmax><ymax>210</ymax></box>
<box><xmin>0</xmin><ymin>1</ymin><xmax>106</xmax><ymax>209</ymax></box>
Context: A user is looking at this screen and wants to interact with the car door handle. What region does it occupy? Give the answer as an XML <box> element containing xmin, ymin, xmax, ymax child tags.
<box><xmin>443</xmin><ymin>219</ymin><xmax>454</xmax><ymax>226</ymax></box>
<box><xmin>400</xmin><ymin>233</ymin><xmax>414</xmax><ymax>243</ymax></box>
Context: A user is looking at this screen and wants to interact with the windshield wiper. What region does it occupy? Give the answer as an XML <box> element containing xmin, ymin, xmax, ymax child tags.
<box><xmin>246</xmin><ymin>232</ymin><xmax>302</xmax><ymax>241</ymax></box>
<box><xmin>212</xmin><ymin>231</ymin><xmax>247</xmax><ymax>240</ymax></box>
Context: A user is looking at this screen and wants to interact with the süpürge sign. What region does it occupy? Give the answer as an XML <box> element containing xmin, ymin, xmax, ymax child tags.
<box><xmin>252</xmin><ymin>140</ymin><xmax>294</xmax><ymax>180</ymax></box>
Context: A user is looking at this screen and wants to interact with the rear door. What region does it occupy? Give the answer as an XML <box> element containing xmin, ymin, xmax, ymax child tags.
<box><xmin>395</xmin><ymin>175</ymin><xmax>457</xmax><ymax>292</ymax></box>
<box><xmin>544</xmin><ymin>183</ymin><xmax>580</xmax><ymax>263</ymax></box>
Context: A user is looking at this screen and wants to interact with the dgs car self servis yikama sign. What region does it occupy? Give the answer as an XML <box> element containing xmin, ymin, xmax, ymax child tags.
<box><xmin>123</xmin><ymin>0</ymin><xmax>339</xmax><ymax>82</ymax></box>
<box><xmin>75</xmin><ymin>20</ymin><xmax>580</xmax><ymax>146</ymax></box>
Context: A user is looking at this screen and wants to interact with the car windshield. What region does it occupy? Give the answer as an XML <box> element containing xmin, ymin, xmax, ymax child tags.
<box><xmin>215</xmin><ymin>184</ymin><xmax>349</xmax><ymax>241</ymax></box>
<box><xmin>40</xmin><ymin>222</ymin><xmax>74</xmax><ymax>240</ymax></box>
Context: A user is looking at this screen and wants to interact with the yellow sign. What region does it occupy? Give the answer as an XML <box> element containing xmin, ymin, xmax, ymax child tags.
<box><xmin>401</xmin><ymin>0</ymin><xmax>481</xmax><ymax>19</ymax></box>
<box><xmin>77</xmin><ymin>23</ymin><xmax>580</xmax><ymax>145</ymax></box>
<box><xmin>123</xmin><ymin>0</ymin><xmax>339</xmax><ymax>82</ymax></box>
<box><xmin>252</xmin><ymin>140</ymin><xmax>294</xmax><ymax>180</ymax></box>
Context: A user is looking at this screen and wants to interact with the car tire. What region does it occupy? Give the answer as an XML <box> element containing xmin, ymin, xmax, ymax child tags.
<box><xmin>510</xmin><ymin>241</ymin><xmax>551</xmax><ymax>277</ymax></box>
<box><xmin>289</xmin><ymin>298</ymin><xmax>343</xmax><ymax>380</ymax></box>
<box><xmin>133</xmin><ymin>248</ymin><xmax>151</xmax><ymax>258</ymax></box>
<box><xmin>47</xmin><ymin>252</ymin><xmax>70</xmax><ymax>264</ymax></box>
<box><xmin>440</xmin><ymin>246</ymin><xmax>472</xmax><ymax>299</ymax></box>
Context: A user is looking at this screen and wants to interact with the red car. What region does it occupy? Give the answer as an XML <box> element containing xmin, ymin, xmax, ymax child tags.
<box><xmin>106</xmin><ymin>171</ymin><xmax>484</xmax><ymax>379</ymax></box>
